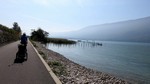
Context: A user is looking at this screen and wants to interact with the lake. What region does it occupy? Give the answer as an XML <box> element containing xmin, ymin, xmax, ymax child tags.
<box><xmin>45</xmin><ymin>40</ymin><xmax>150</xmax><ymax>83</ymax></box>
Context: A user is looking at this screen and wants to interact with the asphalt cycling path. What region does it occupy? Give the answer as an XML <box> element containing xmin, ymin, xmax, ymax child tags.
<box><xmin>0</xmin><ymin>41</ymin><xmax>56</xmax><ymax>84</ymax></box>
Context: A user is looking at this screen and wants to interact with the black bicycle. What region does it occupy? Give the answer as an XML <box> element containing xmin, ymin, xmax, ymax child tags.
<box><xmin>16</xmin><ymin>44</ymin><xmax>28</xmax><ymax>61</ymax></box>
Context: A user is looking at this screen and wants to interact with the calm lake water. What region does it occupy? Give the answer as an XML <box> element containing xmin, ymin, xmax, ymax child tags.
<box><xmin>45</xmin><ymin>40</ymin><xmax>150</xmax><ymax>83</ymax></box>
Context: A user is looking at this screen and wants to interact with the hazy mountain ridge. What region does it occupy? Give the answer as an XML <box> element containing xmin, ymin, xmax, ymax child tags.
<box><xmin>53</xmin><ymin>16</ymin><xmax>150</xmax><ymax>43</ymax></box>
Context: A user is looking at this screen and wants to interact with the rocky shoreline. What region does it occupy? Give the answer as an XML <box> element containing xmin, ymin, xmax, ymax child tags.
<box><xmin>33</xmin><ymin>42</ymin><xmax>131</xmax><ymax>84</ymax></box>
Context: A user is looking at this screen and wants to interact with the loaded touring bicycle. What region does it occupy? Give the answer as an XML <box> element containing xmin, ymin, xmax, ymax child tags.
<box><xmin>16</xmin><ymin>44</ymin><xmax>28</xmax><ymax>61</ymax></box>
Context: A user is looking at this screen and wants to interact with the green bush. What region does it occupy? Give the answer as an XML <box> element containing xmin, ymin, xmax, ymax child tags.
<box><xmin>0</xmin><ymin>24</ymin><xmax>21</xmax><ymax>44</ymax></box>
<box><xmin>47</xmin><ymin>38</ymin><xmax>76</xmax><ymax>44</ymax></box>
<box><xmin>38</xmin><ymin>50</ymin><xmax>47</xmax><ymax>60</ymax></box>
<box><xmin>48</xmin><ymin>61</ymin><xmax>67</xmax><ymax>76</ymax></box>
<box><xmin>30</xmin><ymin>40</ymin><xmax>38</xmax><ymax>47</ymax></box>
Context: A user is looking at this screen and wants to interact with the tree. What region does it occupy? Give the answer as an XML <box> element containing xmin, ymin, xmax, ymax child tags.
<box><xmin>30</xmin><ymin>28</ymin><xmax>49</xmax><ymax>43</ymax></box>
<box><xmin>12</xmin><ymin>22</ymin><xmax>22</xmax><ymax>38</ymax></box>
<box><xmin>13</xmin><ymin>22</ymin><xmax>21</xmax><ymax>33</ymax></box>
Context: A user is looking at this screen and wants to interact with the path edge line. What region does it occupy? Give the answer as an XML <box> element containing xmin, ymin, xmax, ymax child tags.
<box><xmin>29</xmin><ymin>40</ymin><xmax>62</xmax><ymax>84</ymax></box>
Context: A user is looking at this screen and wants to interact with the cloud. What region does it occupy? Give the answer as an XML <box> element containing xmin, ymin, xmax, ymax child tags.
<box><xmin>32</xmin><ymin>0</ymin><xmax>86</xmax><ymax>7</ymax></box>
<box><xmin>32</xmin><ymin>0</ymin><xmax>49</xmax><ymax>6</ymax></box>
<box><xmin>3</xmin><ymin>0</ymin><xmax>27</xmax><ymax>5</ymax></box>
<box><xmin>32</xmin><ymin>0</ymin><xmax>70</xmax><ymax>6</ymax></box>
<box><xmin>76</xmin><ymin>0</ymin><xmax>85</xmax><ymax>7</ymax></box>
<box><xmin>23</xmin><ymin>15</ymin><xmax>50</xmax><ymax>24</ymax></box>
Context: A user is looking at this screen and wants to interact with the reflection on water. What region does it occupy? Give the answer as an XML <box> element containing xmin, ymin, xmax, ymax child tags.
<box><xmin>45</xmin><ymin>40</ymin><xmax>102</xmax><ymax>48</ymax></box>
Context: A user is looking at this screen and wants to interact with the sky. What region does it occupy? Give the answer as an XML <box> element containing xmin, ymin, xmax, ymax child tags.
<box><xmin>0</xmin><ymin>0</ymin><xmax>150</xmax><ymax>35</ymax></box>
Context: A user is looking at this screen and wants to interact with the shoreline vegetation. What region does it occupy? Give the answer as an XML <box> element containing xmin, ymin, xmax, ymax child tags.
<box><xmin>31</xmin><ymin>41</ymin><xmax>131</xmax><ymax>84</ymax></box>
<box><xmin>30</xmin><ymin>28</ymin><xmax>76</xmax><ymax>44</ymax></box>
<box><xmin>47</xmin><ymin>38</ymin><xmax>76</xmax><ymax>44</ymax></box>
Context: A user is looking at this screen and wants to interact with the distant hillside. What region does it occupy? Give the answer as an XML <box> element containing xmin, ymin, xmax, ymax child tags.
<box><xmin>54</xmin><ymin>16</ymin><xmax>150</xmax><ymax>43</ymax></box>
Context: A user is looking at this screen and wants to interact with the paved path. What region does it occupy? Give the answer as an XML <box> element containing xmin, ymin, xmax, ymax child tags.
<box><xmin>0</xmin><ymin>41</ymin><xmax>56</xmax><ymax>84</ymax></box>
